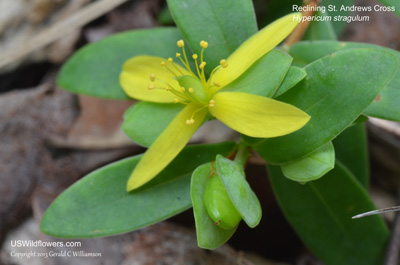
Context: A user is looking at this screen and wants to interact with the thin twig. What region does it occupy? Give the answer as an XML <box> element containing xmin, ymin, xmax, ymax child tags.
<box><xmin>0</xmin><ymin>0</ymin><xmax>130</xmax><ymax>69</ymax></box>
<box><xmin>383</xmin><ymin>181</ymin><xmax>400</xmax><ymax>265</ymax></box>
<box><xmin>352</xmin><ymin>206</ymin><xmax>400</xmax><ymax>219</ymax></box>
<box><xmin>351</xmin><ymin>179</ymin><xmax>400</xmax><ymax>264</ymax></box>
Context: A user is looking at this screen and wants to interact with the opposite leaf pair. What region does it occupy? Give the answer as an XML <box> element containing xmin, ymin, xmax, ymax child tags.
<box><xmin>192</xmin><ymin>154</ymin><xmax>261</xmax><ymax>249</ymax></box>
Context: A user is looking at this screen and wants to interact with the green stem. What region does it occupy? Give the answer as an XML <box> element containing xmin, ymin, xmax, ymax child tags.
<box><xmin>234</xmin><ymin>141</ymin><xmax>250</xmax><ymax>167</ymax></box>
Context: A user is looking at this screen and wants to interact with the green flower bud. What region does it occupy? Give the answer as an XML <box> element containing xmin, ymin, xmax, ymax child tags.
<box><xmin>203</xmin><ymin>172</ymin><xmax>242</xmax><ymax>230</ymax></box>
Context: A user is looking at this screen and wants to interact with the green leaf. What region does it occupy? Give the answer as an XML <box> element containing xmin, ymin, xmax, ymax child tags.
<box><xmin>261</xmin><ymin>0</ymin><xmax>353</xmax><ymax>36</ymax></box>
<box><xmin>221</xmin><ymin>50</ymin><xmax>292</xmax><ymax>97</ymax></box>
<box><xmin>254</xmin><ymin>48</ymin><xmax>398</xmax><ymax>164</ymax></box>
<box><xmin>157</xmin><ymin>5</ymin><xmax>175</xmax><ymax>25</ymax></box>
<box><xmin>274</xmin><ymin>66</ymin><xmax>306</xmax><ymax>97</ymax></box>
<box><xmin>57</xmin><ymin>28</ymin><xmax>184</xmax><ymax>99</ymax></box>
<box><xmin>191</xmin><ymin>163</ymin><xmax>236</xmax><ymax>249</ymax></box>
<box><xmin>333</xmin><ymin>123</ymin><xmax>369</xmax><ymax>188</ymax></box>
<box><xmin>268</xmin><ymin>161</ymin><xmax>389</xmax><ymax>265</ymax></box>
<box><xmin>352</xmin><ymin>115</ymin><xmax>368</xmax><ymax>125</ymax></box>
<box><xmin>122</xmin><ymin>102</ymin><xmax>184</xmax><ymax>147</ymax></box>
<box><xmin>216</xmin><ymin>155</ymin><xmax>262</xmax><ymax>228</ymax></box>
<box><xmin>320</xmin><ymin>0</ymin><xmax>356</xmax><ymax>35</ymax></box>
<box><xmin>167</xmin><ymin>0</ymin><xmax>257</xmax><ymax>71</ymax></box>
<box><xmin>377</xmin><ymin>0</ymin><xmax>400</xmax><ymax>17</ymax></box>
<box><xmin>260</xmin><ymin>0</ymin><xmax>302</xmax><ymax>27</ymax></box>
<box><xmin>289</xmin><ymin>41</ymin><xmax>400</xmax><ymax>121</ymax></box>
<box><xmin>241</xmin><ymin>134</ymin><xmax>264</xmax><ymax>146</ymax></box>
<box><xmin>281</xmin><ymin>141</ymin><xmax>335</xmax><ymax>182</ymax></box>
<box><xmin>40</xmin><ymin>142</ymin><xmax>236</xmax><ymax>238</ymax></box>
<box><xmin>302</xmin><ymin>10</ymin><xmax>337</xmax><ymax>41</ymax></box>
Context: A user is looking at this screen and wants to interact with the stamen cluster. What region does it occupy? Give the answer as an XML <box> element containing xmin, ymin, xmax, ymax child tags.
<box><xmin>148</xmin><ymin>39</ymin><xmax>229</xmax><ymax>125</ymax></box>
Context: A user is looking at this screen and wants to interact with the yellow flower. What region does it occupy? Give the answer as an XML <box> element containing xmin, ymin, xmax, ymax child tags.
<box><xmin>120</xmin><ymin>13</ymin><xmax>310</xmax><ymax>191</ymax></box>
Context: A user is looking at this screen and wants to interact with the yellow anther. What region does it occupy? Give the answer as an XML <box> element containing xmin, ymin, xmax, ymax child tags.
<box><xmin>150</xmin><ymin>73</ymin><xmax>156</xmax><ymax>82</ymax></box>
<box><xmin>189</xmin><ymin>88</ymin><xmax>194</xmax><ymax>93</ymax></box>
<box><xmin>186</xmin><ymin>118</ymin><xmax>195</xmax><ymax>125</ymax></box>
<box><xmin>192</xmin><ymin>54</ymin><xmax>198</xmax><ymax>60</ymax></box>
<box><xmin>148</xmin><ymin>83</ymin><xmax>155</xmax><ymax>90</ymax></box>
<box><xmin>213</xmin><ymin>81</ymin><xmax>221</xmax><ymax>87</ymax></box>
<box><xmin>181</xmin><ymin>87</ymin><xmax>186</xmax><ymax>92</ymax></box>
<box><xmin>200</xmin><ymin>40</ymin><xmax>208</xmax><ymax>48</ymax></box>
<box><xmin>174</xmin><ymin>98</ymin><xmax>179</xmax><ymax>103</ymax></box>
<box><xmin>209</xmin><ymin>99</ymin><xmax>215</xmax><ymax>108</ymax></box>
<box><xmin>176</xmin><ymin>53</ymin><xmax>181</xmax><ymax>57</ymax></box>
<box><xmin>177</xmin><ymin>39</ymin><xmax>184</xmax><ymax>47</ymax></box>
<box><xmin>168</xmin><ymin>57</ymin><xmax>173</xmax><ymax>62</ymax></box>
<box><xmin>161</xmin><ymin>61</ymin><xmax>166</xmax><ymax>66</ymax></box>
<box><xmin>220</xmin><ymin>59</ymin><xmax>228</xmax><ymax>68</ymax></box>
<box><xmin>199</xmin><ymin>62</ymin><xmax>206</xmax><ymax>69</ymax></box>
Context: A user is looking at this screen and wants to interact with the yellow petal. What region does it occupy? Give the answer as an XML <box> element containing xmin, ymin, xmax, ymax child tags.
<box><xmin>127</xmin><ymin>104</ymin><xmax>208</xmax><ymax>191</ymax></box>
<box><xmin>212</xmin><ymin>13</ymin><xmax>301</xmax><ymax>89</ymax></box>
<box><xmin>209</xmin><ymin>92</ymin><xmax>310</xmax><ymax>138</ymax></box>
<box><xmin>120</xmin><ymin>55</ymin><xmax>190</xmax><ymax>103</ymax></box>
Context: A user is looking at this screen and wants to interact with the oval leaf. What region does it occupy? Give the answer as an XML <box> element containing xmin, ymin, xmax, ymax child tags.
<box><xmin>191</xmin><ymin>163</ymin><xmax>236</xmax><ymax>249</ymax></box>
<box><xmin>57</xmin><ymin>27</ymin><xmax>184</xmax><ymax>99</ymax></box>
<box><xmin>319</xmin><ymin>0</ymin><xmax>356</xmax><ymax>35</ymax></box>
<box><xmin>254</xmin><ymin>48</ymin><xmax>398</xmax><ymax>164</ymax></box>
<box><xmin>289</xmin><ymin>41</ymin><xmax>400</xmax><ymax>121</ymax></box>
<box><xmin>221</xmin><ymin>50</ymin><xmax>292</xmax><ymax>97</ymax></box>
<box><xmin>122</xmin><ymin>102</ymin><xmax>184</xmax><ymax>147</ymax></box>
<box><xmin>167</xmin><ymin>0</ymin><xmax>257</xmax><ymax>71</ymax></box>
<box><xmin>216</xmin><ymin>155</ymin><xmax>262</xmax><ymax>228</ymax></box>
<box><xmin>333</xmin><ymin>123</ymin><xmax>369</xmax><ymax>188</ymax></box>
<box><xmin>302</xmin><ymin>10</ymin><xmax>337</xmax><ymax>41</ymax></box>
<box><xmin>269</xmin><ymin>161</ymin><xmax>388</xmax><ymax>265</ymax></box>
<box><xmin>281</xmin><ymin>141</ymin><xmax>335</xmax><ymax>182</ymax></box>
<box><xmin>40</xmin><ymin>142</ymin><xmax>236</xmax><ymax>238</ymax></box>
<box><xmin>274</xmin><ymin>66</ymin><xmax>306</xmax><ymax>97</ymax></box>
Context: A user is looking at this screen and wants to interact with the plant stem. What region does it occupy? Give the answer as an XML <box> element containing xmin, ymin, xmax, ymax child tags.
<box><xmin>234</xmin><ymin>141</ymin><xmax>250</xmax><ymax>167</ymax></box>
